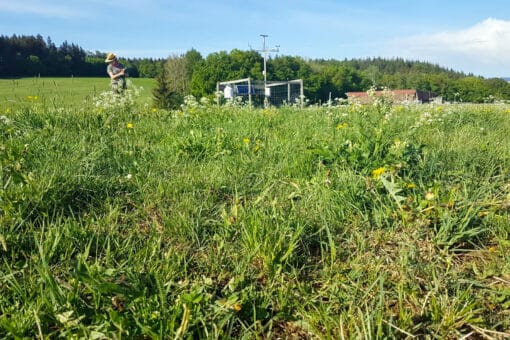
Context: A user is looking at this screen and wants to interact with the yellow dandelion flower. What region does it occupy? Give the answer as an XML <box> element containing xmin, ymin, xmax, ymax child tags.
<box><xmin>372</xmin><ymin>167</ymin><xmax>385</xmax><ymax>179</ymax></box>
<box><xmin>424</xmin><ymin>191</ymin><xmax>435</xmax><ymax>201</ymax></box>
<box><xmin>406</xmin><ymin>183</ymin><xmax>416</xmax><ymax>189</ymax></box>
<box><xmin>243</xmin><ymin>138</ymin><xmax>250</xmax><ymax>144</ymax></box>
<box><xmin>336</xmin><ymin>122</ymin><xmax>348</xmax><ymax>129</ymax></box>
<box><xmin>488</xmin><ymin>246</ymin><xmax>497</xmax><ymax>253</ymax></box>
<box><xmin>232</xmin><ymin>304</ymin><xmax>242</xmax><ymax>311</ymax></box>
<box><xmin>126</xmin><ymin>123</ymin><xmax>134</xmax><ymax>129</ymax></box>
<box><xmin>27</xmin><ymin>96</ymin><xmax>33</xmax><ymax>101</ymax></box>
<box><xmin>152</xmin><ymin>107</ymin><xmax>157</xmax><ymax>113</ymax></box>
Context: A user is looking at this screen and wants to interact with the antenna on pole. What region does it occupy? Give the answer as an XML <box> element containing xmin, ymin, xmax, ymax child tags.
<box><xmin>256</xmin><ymin>34</ymin><xmax>279</xmax><ymax>106</ymax></box>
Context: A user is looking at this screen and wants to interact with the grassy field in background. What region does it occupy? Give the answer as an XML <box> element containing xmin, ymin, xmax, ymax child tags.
<box><xmin>0</xmin><ymin>83</ymin><xmax>509</xmax><ymax>338</ymax></box>
<box><xmin>0</xmin><ymin>77</ymin><xmax>155</xmax><ymax>109</ymax></box>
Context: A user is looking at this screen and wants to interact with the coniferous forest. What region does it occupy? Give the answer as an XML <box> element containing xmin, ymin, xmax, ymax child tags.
<box><xmin>0</xmin><ymin>34</ymin><xmax>164</xmax><ymax>78</ymax></box>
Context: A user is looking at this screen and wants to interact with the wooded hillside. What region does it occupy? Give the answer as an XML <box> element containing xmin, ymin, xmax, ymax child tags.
<box><xmin>2</xmin><ymin>34</ymin><xmax>510</xmax><ymax>103</ymax></box>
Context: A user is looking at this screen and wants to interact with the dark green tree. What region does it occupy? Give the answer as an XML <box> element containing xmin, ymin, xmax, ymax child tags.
<box><xmin>152</xmin><ymin>66</ymin><xmax>181</xmax><ymax>109</ymax></box>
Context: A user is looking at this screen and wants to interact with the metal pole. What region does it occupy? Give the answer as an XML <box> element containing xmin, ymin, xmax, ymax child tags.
<box><xmin>257</xmin><ymin>34</ymin><xmax>279</xmax><ymax>108</ymax></box>
<box><xmin>216</xmin><ymin>82</ymin><xmax>220</xmax><ymax>105</ymax></box>
<box><xmin>261</xmin><ymin>34</ymin><xmax>268</xmax><ymax>108</ymax></box>
<box><xmin>248</xmin><ymin>77</ymin><xmax>252</xmax><ymax>107</ymax></box>
<box><xmin>261</xmin><ymin>34</ymin><xmax>268</xmax><ymax>92</ymax></box>
<box><xmin>300</xmin><ymin>79</ymin><xmax>304</xmax><ymax>108</ymax></box>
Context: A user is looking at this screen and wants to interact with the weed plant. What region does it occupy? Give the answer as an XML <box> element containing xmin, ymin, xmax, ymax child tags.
<box><xmin>0</xmin><ymin>88</ymin><xmax>509</xmax><ymax>338</ymax></box>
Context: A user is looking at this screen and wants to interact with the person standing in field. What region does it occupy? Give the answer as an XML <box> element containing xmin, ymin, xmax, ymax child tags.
<box><xmin>105</xmin><ymin>53</ymin><xmax>127</xmax><ymax>93</ymax></box>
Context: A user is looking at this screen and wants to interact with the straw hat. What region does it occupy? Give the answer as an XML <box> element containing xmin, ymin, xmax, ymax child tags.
<box><xmin>105</xmin><ymin>53</ymin><xmax>117</xmax><ymax>63</ymax></box>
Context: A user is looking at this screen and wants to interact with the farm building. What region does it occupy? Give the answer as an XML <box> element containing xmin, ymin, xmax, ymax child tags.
<box><xmin>346</xmin><ymin>89</ymin><xmax>438</xmax><ymax>104</ymax></box>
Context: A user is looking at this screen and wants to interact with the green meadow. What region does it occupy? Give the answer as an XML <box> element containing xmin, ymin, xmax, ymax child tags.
<box><xmin>0</xmin><ymin>77</ymin><xmax>155</xmax><ymax>109</ymax></box>
<box><xmin>0</xmin><ymin>81</ymin><xmax>509</xmax><ymax>338</ymax></box>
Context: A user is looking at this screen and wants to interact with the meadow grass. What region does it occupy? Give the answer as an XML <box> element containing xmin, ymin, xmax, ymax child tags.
<box><xmin>0</xmin><ymin>86</ymin><xmax>509</xmax><ymax>338</ymax></box>
<box><xmin>0</xmin><ymin>77</ymin><xmax>155</xmax><ymax>110</ymax></box>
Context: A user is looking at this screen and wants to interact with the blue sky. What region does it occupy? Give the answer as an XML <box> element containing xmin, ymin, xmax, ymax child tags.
<box><xmin>1</xmin><ymin>0</ymin><xmax>510</xmax><ymax>77</ymax></box>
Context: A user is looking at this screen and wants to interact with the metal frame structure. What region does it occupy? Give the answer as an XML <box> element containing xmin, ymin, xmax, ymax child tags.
<box><xmin>216</xmin><ymin>78</ymin><xmax>303</xmax><ymax>108</ymax></box>
<box><xmin>217</xmin><ymin>78</ymin><xmax>254</xmax><ymax>106</ymax></box>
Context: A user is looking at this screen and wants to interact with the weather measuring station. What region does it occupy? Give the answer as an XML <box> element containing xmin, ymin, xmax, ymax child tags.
<box><xmin>216</xmin><ymin>34</ymin><xmax>303</xmax><ymax>108</ymax></box>
<box><xmin>258</xmin><ymin>34</ymin><xmax>280</xmax><ymax>97</ymax></box>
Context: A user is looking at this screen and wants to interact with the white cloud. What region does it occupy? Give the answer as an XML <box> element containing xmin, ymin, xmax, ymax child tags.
<box><xmin>388</xmin><ymin>18</ymin><xmax>510</xmax><ymax>76</ymax></box>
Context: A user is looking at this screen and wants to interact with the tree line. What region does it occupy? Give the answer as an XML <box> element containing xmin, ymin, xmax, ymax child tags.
<box><xmin>0</xmin><ymin>34</ymin><xmax>164</xmax><ymax>78</ymax></box>
<box><xmin>155</xmin><ymin>49</ymin><xmax>510</xmax><ymax>107</ymax></box>
<box><xmin>2</xmin><ymin>34</ymin><xmax>510</xmax><ymax>105</ymax></box>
